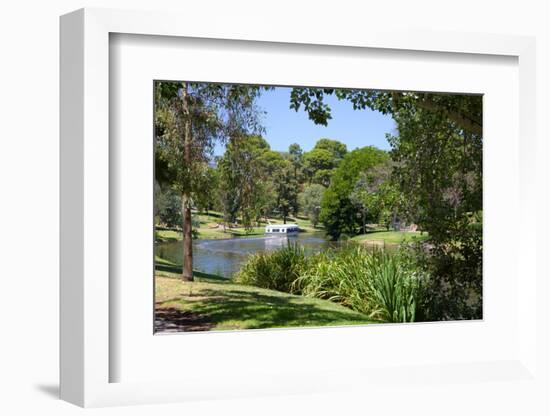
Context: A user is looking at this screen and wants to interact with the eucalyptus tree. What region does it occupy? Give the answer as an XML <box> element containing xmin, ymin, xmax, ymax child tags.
<box><xmin>155</xmin><ymin>81</ymin><xmax>263</xmax><ymax>281</ymax></box>
<box><xmin>218</xmin><ymin>135</ymin><xmax>274</xmax><ymax>229</ymax></box>
<box><xmin>273</xmin><ymin>159</ymin><xmax>298</xmax><ymax>224</ymax></box>
<box><xmin>298</xmin><ymin>184</ymin><xmax>325</xmax><ymax>227</ymax></box>
<box><xmin>288</xmin><ymin>142</ymin><xmax>303</xmax><ymax>177</ymax></box>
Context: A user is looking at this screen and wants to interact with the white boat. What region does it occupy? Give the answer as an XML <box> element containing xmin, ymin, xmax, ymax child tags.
<box><xmin>265</xmin><ymin>223</ymin><xmax>299</xmax><ymax>235</ymax></box>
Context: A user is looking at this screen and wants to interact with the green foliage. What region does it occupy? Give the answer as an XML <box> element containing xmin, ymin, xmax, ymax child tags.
<box><xmin>156</xmin><ymin>186</ymin><xmax>182</xmax><ymax>228</ymax></box>
<box><xmin>218</xmin><ymin>135</ymin><xmax>275</xmax><ymax>228</ymax></box>
<box><xmin>387</xmin><ymin>108</ymin><xmax>482</xmax><ymax>242</ymax></box>
<box><xmin>298</xmin><ymin>184</ymin><xmax>325</xmax><ymax>227</ymax></box>
<box><xmin>155</xmin><ymin>81</ymin><xmax>265</xmax><ymax>279</ymax></box>
<box><xmin>350</xmin><ymin>162</ymin><xmax>403</xmax><ymax>231</ymax></box>
<box><xmin>303</xmin><ymin>148</ymin><xmax>336</xmax><ymax>186</ymax></box>
<box><xmin>294</xmin><ymin>246</ymin><xmax>428</xmax><ymax>323</ymax></box>
<box><xmin>320</xmin><ymin>147</ymin><xmax>389</xmax><ymax>239</ymax></box>
<box><xmin>414</xmin><ymin>211</ymin><xmax>483</xmax><ymax>320</ymax></box>
<box><xmin>302</xmin><ymin>138</ymin><xmax>347</xmax><ymax>186</ymax></box>
<box><xmin>384</xmin><ymin>102</ymin><xmax>482</xmax><ymax>320</ymax></box>
<box><xmin>273</xmin><ymin>160</ymin><xmax>299</xmax><ymax>223</ymax></box>
<box><xmin>364</xmin><ymin>250</ymin><xmax>424</xmax><ymax>322</ymax></box>
<box><xmin>313</xmin><ymin>138</ymin><xmax>347</xmax><ymax>160</ymax></box>
<box><xmin>155</xmin><ymin>82</ymin><xmax>263</xmax><ymax>197</ymax></box>
<box><xmin>290</xmin><ymin>88</ymin><xmax>482</xmax><ymax>136</ymax></box>
<box><xmin>288</xmin><ymin>143</ymin><xmax>304</xmax><ymax>188</ymax></box>
<box><xmin>234</xmin><ymin>242</ymin><xmax>307</xmax><ymax>293</ymax></box>
<box><xmin>291</xmin><ymin>88</ymin><xmax>483</xmax><ymax>321</ymax></box>
<box><xmin>236</xmin><ymin>244</ymin><xmax>428</xmax><ymax>323</ymax></box>
<box><xmin>192</xmin><ymin>165</ymin><xmax>219</xmax><ymax>213</ymax></box>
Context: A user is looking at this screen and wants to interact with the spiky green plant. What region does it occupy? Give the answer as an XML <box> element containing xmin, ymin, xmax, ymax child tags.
<box><xmin>235</xmin><ymin>242</ymin><xmax>307</xmax><ymax>293</ymax></box>
<box><xmin>294</xmin><ymin>246</ymin><xmax>427</xmax><ymax>322</ymax></box>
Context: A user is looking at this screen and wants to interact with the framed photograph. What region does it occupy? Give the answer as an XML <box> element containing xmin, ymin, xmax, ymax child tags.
<box><xmin>151</xmin><ymin>80</ymin><xmax>482</xmax><ymax>335</ymax></box>
<box><xmin>60</xmin><ymin>8</ymin><xmax>538</xmax><ymax>408</ymax></box>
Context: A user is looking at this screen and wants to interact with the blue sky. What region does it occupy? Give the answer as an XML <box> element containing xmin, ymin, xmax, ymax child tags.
<box><xmin>214</xmin><ymin>86</ymin><xmax>396</xmax><ymax>155</ymax></box>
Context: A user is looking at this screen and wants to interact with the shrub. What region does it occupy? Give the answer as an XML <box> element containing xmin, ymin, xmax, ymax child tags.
<box><xmin>400</xmin><ymin>212</ymin><xmax>482</xmax><ymax>322</ymax></box>
<box><xmin>294</xmin><ymin>246</ymin><xmax>428</xmax><ymax>322</ymax></box>
<box><xmin>236</xmin><ymin>242</ymin><xmax>429</xmax><ymax>323</ymax></box>
<box><xmin>234</xmin><ymin>242</ymin><xmax>307</xmax><ymax>293</ymax></box>
<box><xmin>364</xmin><ymin>250</ymin><xmax>426</xmax><ymax>322</ymax></box>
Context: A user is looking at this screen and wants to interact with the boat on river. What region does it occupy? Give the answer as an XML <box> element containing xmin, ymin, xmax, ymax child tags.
<box><xmin>264</xmin><ymin>223</ymin><xmax>299</xmax><ymax>235</ymax></box>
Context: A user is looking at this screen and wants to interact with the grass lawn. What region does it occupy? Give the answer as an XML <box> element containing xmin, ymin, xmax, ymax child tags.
<box><xmin>155</xmin><ymin>256</ymin><xmax>375</xmax><ymax>332</ymax></box>
<box><xmin>351</xmin><ymin>230</ymin><xmax>429</xmax><ymax>245</ymax></box>
<box><xmin>155</xmin><ymin>256</ymin><xmax>228</xmax><ymax>281</ymax></box>
<box><xmin>155</xmin><ymin>276</ymin><xmax>376</xmax><ymax>332</ymax></box>
<box><xmin>155</xmin><ymin>229</ymin><xmax>182</xmax><ymax>242</ymax></box>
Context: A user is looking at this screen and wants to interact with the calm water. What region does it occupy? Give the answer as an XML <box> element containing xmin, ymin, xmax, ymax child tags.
<box><xmin>156</xmin><ymin>232</ymin><xmax>337</xmax><ymax>279</ymax></box>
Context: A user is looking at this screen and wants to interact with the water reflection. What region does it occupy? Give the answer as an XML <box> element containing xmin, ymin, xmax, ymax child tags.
<box><xmin>156</xmin><ymin>232</ymin><xmax>337</xmax><ymax>279</ymax></box>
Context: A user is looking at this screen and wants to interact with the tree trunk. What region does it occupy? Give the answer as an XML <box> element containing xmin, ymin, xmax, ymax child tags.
<box><xmin>181</xmin><ymin>82</ymin><xmax>193</xmax><ymax>281</ymax></box>
<box><xmin>181</xmin><ymin>194</ymin><xmax>193</xmax><ymax>281</ymax></box>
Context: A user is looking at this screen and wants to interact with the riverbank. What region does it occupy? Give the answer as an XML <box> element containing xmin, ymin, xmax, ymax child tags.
<box><xmin>156</xmin><ymin>212</ymin><xmax>322</xmax><ymax>242</ymax></box>
<box><xmin>351</xmin><ymin>230</ymin><xmax>429</xmax><ymax>245</ymax></box>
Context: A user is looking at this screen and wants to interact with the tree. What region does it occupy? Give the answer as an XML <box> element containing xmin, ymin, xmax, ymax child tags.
<box><xmin>387</xmin><ymin>108</ymin><xmax>482</xmax><ymax>320</ymax></box>
<box><xmin>313</xmin><ymin>138</ymin><xmax>347</xmax><ymax>161</ymax></box>
<box><xmin>349</xmin><ymin>173</ymin><xmax>372</xmax><ymax>234</ymax></box>
<box><xmin>320</xmin><ymin>146</ymin><xmax>389</xmax><ymax>239</ymax></box>
<box><xmin>193</xmin><ymin>165</ymin><xmax>219</xmax><ymax>214</ymax></box>
<box><xmin>155</xmin><ymin>81</ymin><xmax>263</xmax><ymax>280</ymax></box>
<box><xmin>302</xmin><ymin>138</ymin><xmax>347</xmax><ymax>186</ymax></box>
<box><xmin>288</xmin><ymin>143</ymin><xmax>303</xmax><ymax>179</ymax></box>
<box><xmin>290</xmin><ymin>88</ymin><xmax>482</xmax><ymax>136</ymax></box>
<box><xmin>290</xmin><ymin>86</ymin><xmax>483</xmax><ymax>319</ymax></box>
<box><xmin>218</xmin><ymin>135</ymin><xmax>275</xmax><ymax>230</ymax></box>
<box><xmin>350</xmin><ymin>162</ymin><xmax>402</xmax><ymax>232</ymax></box>
<box><xmin>387</xmin><ymin>109</ymin><xmax>482</xmax><ymax>242</ymax></box>
<box><xmin>298</xmin><ymin>184</ymin><xmax>325</xmax><ymax>227</ymax></box>
<box><xmin>156</xmin><ymin>185</ymin><xmax>182</xmax><ymax>228</ymax></box>
<box><xmin>302</xmin><ymin>148</ymin><xmax>335</xmax><ymax>186</ymax></box>
<box><xmin>273</xmin><ymin>160</ymin><xmax>298</xmax><ymax>224</ymax></box>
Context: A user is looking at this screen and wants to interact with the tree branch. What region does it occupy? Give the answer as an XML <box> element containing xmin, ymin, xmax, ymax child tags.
<box><xmin>416</xmin><ymin>98</ymin><xmax>482</xmax><ymax>136</ymax></box>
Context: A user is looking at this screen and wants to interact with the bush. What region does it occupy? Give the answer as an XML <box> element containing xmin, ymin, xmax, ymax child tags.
<box><xmin>414</xmin><ymin>214</ymin><xmax>483</xmax><ymax>321</ymax></box>
<box><xmin>365</xmin><ymin>250</ymin><xmax>425</xmax><ymax>322</ymax></box>
<box><xmin>156</xmin><ymin>188</ymin><xmax>182</xmax><ymax>228</ymax></box>
<box><xmin>234</xmin><ymin>242</ymin><xmax>307</xmax><ymax>293</ymax></box>
<box><xmin>236</xmin><ymin>242</ymin><xmax>429</xmax><ymax>323</ymax></box>
<box><xmin>294</xmin><ymin>246</ymin><xmax>428</xmax><ymax>322</ymax></box>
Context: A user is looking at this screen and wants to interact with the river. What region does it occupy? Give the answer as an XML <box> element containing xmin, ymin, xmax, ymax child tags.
<box><xmin>156</xmin><ymin>232</ymin><xmax>338</xmax><ymax>279</ymax></box>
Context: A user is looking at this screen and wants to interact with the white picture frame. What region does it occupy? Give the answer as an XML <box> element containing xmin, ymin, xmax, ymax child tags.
<box><xmin>60</xmin><ymin>7</ymin><xmax>538</xmax><ymax>408</ymax></box>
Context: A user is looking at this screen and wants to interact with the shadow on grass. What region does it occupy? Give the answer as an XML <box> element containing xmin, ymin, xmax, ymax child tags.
<box><xmin>155</xmin><ymin>262</ymin><xmax>228</xmax><ymax>283</ymax></box>
<box><xmin>155</xmin><ymin>284</ymin><xmax>373</xmax><ymax>332</ymax></box>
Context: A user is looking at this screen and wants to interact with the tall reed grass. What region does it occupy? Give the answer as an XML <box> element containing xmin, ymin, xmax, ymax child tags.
<box><xmin>236</xmin><ymin>243</ymin><xmax>428</xmax><ymax>323</ymax></box>
<box><xmin>234</xmin><ymin>242</ymin><xmax>307</xmax><ymax>293</ymax></box>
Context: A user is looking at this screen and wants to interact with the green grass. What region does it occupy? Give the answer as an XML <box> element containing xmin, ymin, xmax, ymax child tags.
<box><xmin>351</xmin><ymin>230</ymin><xmax>429</xmax><ymax>245</ymax></box>
<box><xmin>154</xmin><ymin>251</ymin><xmax>376</xmax><ymax>331</ymax></box>
<box><xmin>155</xmin><ymin>256</ymin><xmax>226</xmax><ymax>282</ymax></box>
<box><xmin>156</xmin><ymin>213</ymin><xmax>320</xmax><ymax>241</ymax></box>
<box><xmin>155</xmin><ymin>229</ymin><xmax>182</xmax><ymax>242</ymax></box>
<box><xmin>155</xmin><ymin>276</ymin><xmax>376</xmax><ymax>332</ymax></box>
